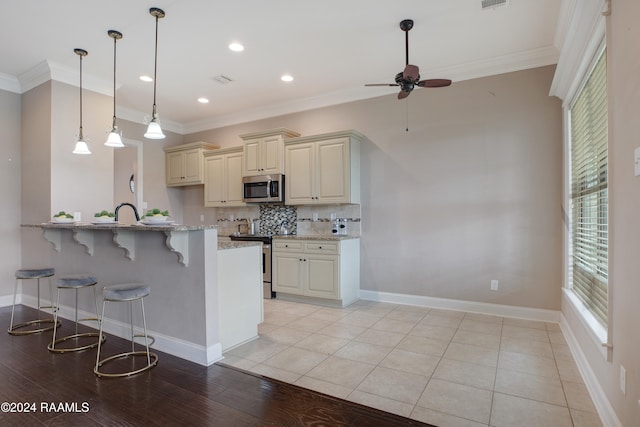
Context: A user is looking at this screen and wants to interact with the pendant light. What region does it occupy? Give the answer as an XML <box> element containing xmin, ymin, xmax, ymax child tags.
<box><xmin>105</xmin><ymin>30</ymin><xmax>125</xmax><ymax>147</ymax></box>
<box><xmin>72</xmin><ymin>48</ymin><xmax>91</xmax><ymax>155</ymax></box>
<box><xmin>144</xmin><ymin>7</ymin><xmax>166</xmax><ymax>139</ymax></box>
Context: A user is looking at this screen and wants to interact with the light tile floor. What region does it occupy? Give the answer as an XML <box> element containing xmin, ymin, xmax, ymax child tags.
<box><xmin>221</xmin><ymin>299</ymin><xmax>603</xmax><ymax>427</ymax></box>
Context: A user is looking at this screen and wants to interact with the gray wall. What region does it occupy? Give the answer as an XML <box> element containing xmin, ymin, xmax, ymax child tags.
<box><xmin>185</xmin><ymin>65</ymin><xmax>563</xmax><ymax>311</ymax></box>
<box><xmin>0</xmin><ymin>89</ymin><xmax>23</xmax><ymax>300</ymax></box>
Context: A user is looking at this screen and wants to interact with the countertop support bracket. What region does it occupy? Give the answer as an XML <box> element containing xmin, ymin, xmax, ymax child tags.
<box><xmin>73</xmin><ymin>230</ymin><xmax>94</xmax><ymax>256</ymax></box>
<box><xmin>42</xmin><ymin>228</ymin><xmax>62</xmax><ymax>252</ymax></box>
<box><xmin>165</xmin><ymin>231</ymin><xmax>189</xmax><ymax>267</ymax></box>
<box><xmin>112</xmin><ymin>230</ymin><xmax>136</xmax><ymax>261</ymax></box>
<box><xmin>28</xmin><ymin>223</ymin><xmax>211</xmax><ymax>266</ymax></box>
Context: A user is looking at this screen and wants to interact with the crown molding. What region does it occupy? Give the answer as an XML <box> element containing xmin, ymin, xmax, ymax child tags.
<box><xmin>16</xmin><ymin>60</ymin><xmax>113</xmax><ymax>96</ymax></box>
<box><xmin>0</xmin><ymin>72</ymin><xmax>21</xmax><ymax>93</ymax></box>
<box><xmin>550</xmin><ymin>0</ymin><xmax>606</xmax><ymax>104</ymax></box>
<box><xmin>12</xmin><ymin>60</ymin><xmax>183</xmax><ymax>135</ymax></box>
<box><xmin>118</xmin><ymin>106</ymin><xmax>184</xmax><ymax>135</ymax></box>
<box><xmin>431</xmin><ymin>45</ymin><xmax>559</xmax><ymax>84</ymax></box>
<box><xmin>9</xmin><ymin>42</ymin><xmax>560</xmax><ymax>136</ymax></box>
<box><xmin>183</xmin><ymin>45</ymin><xmax>559</xmax><ymax>134</ymax></box>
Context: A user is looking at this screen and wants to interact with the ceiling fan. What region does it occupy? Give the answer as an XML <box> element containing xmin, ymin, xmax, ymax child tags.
<box><xmin>366</xmin><ymin>19</ymin><xmax>452</xmax><ymax>99</ymax></box>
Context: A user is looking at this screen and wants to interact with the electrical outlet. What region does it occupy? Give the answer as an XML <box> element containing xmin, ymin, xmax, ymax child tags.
<box><xmin>620</xmin><ymin>365</ymin><xmax>626</xmax><ymax>395</ymax></box>
<box><xmin>200</xmin><ymin>214</ymin><xmax>205</xmax><ymax>222</ymax></box>
<box><xmin>491</xmin><ymin>280</ymin><xmax>499</xmax><ymax>291</ymax></box>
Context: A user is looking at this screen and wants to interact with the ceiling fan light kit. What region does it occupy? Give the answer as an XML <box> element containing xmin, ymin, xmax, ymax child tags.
<box><xmin>365</xmin><ymin>19</ymin><xmax>452</xmax><ymax>100</ymax></box>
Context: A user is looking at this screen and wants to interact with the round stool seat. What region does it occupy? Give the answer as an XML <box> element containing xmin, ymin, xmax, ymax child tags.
<box><xmin>55</xmin><ymin>275</ymin><xmax>97</xmax><ymax>289</ymax></box>
<box><xmin>15</xmin><ymin>268</ymin><xmax>55</xmax><ymax>280</ymax></box>
<box><xmin>48</xmin><ymin>274</ymin><xmax>103</xmax><ymax>354</ymax></box>
<box><xmin>8</xmin><ymin>267</ymin><xmax>58</xmax><ymax>335</ymax></box>
<box><xmin>103</xmin><ymin>283</ymin><xmax>150</xmax><ymax>301</ymax></box>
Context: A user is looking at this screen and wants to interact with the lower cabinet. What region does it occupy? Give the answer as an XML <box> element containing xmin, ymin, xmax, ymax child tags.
<box><xmin>272</xmin><ymin>238</ymin><xmax>359</xmax><ymax>306</ymax></box>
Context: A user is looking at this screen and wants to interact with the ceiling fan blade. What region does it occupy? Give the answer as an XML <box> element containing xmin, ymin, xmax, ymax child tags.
<box><xmin>398</xmin><ymin>90</ymin><xmax>411</xmax><ymax>100</ymax></box>
<box><xmin>403</xmin><ymin>64</ymin><xmax>419</xmax><ymax>81</ymax></box>
<box><xmin>417</xmin><ymin>79</ymin><xmax>452</xmax><ymax>88</ymax></box>
<box><xmin>365</xmin><ymin>83</ymin><xmax>399</xmax><ymax>87</ymax></box>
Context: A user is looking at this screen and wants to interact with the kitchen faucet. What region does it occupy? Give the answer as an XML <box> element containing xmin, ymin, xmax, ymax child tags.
<box><xmin>115</xmin><ymin>202</ymin><xmax>140</xmax><ymax>222</ymax></box>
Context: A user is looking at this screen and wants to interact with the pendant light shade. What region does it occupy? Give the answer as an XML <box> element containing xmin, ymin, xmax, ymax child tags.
<box><xmin>73</xmin><ymin>139</ymin><xmax>91</xmax><ymax>155</ymax></box>
<box><xmin>72</xmin><ymin>48</ymin><xmax>91</xmax><ymax>155</ymax></box>
<box><xmin>105</xmin><ymin>30</ymin><xmax>125</xmax><ymax>148</ymax></box>
<box><xmin>144</xmin><ymin>7</ymin><xmax>166</xmax><ymax>140</ymax></box>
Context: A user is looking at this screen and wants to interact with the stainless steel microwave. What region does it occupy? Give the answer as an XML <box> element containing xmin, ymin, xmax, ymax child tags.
<box><xmin>242</xmin><ymin>174</ymin><xmax>285</xmax><ymax>203</ymax></box>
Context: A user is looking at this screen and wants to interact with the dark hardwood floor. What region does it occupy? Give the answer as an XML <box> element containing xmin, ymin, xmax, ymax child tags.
<box><xmin>0</xmin><ymin>305</ymin><xmax>434</xmax><ymax>426</ymax></box>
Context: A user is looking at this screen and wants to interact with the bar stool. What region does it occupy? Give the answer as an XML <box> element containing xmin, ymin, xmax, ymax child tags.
<box><xmin>94</xmin><ymin>283</ymin><xmax>158</xmax><ymax>378</ymax></box>
<box><xmin>48</xmin><ymin>275</ymin><xmax>105</xmax><ymax>353</ymax></box>
<box><xmin>8</xmin><ymin>267</ymin><xmax>60</xmax><ymax>335</ymax></box>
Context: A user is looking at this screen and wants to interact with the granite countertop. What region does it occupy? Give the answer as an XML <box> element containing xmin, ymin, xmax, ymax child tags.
<box><xmin>218</xmin><ymin>241</ymin><xmax>262</xmax><ymax>251</ymax></box>
<box><xmin>272</xmin><ymin>234</ymin><xmax>359</xmax><ymax>241</ymax></box>
<box><xmin>23</xmin><ymin>223</ymin><xmax>217</xmax><ymax>232</ymax></box>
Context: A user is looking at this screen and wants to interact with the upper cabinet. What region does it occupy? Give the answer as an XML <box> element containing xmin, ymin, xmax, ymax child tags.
<box><xmin>284</xmin><ymin>130</ymin><xmax>364</xmax><ymax>205</ymax></box>
<box><xmin>164</xmin><ymin>142</ymin><xmax>219</xmax><ymax>187</ymax></box>
<box><xmin>240</xmin><ymin>128</ymin><xmax>300</xmax><ymax>176</ymax></box>
<box><xmin>203</xmin><ymin>147</ymin><xmax>245</xmax><ymax>207</ymax></box>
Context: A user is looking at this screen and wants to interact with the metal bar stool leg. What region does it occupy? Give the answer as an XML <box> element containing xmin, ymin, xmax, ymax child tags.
<box><xmin>94</xmin><ymin>283</ymin><xmax>157</xmax><ymax>378</ymax></box>
<box><xmin>48</xmin><ymin>275</ymin><xmax>105</xmax><ymax>353</ymax></box>
<box><xmin>8</xmin><ymin>268</ymin><xmax>59</xmax><ymax>335</ymax></box>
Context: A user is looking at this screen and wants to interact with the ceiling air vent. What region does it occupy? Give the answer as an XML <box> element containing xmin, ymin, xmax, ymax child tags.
<box><xmin>481</xmin><ymin>0</ymin><xmax>509</xmax><ymax>9</ymax></box>
<box><xmin>213</xmin><ymin>75</ymin><xmax>234</xmax><ymax>84</ymax></box>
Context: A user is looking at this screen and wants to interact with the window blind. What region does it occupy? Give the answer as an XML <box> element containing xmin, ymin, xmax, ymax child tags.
<box><xmin>569</xmin><ymin>49</ymin><xmax>608</xmax><ymax>326</ymax></box>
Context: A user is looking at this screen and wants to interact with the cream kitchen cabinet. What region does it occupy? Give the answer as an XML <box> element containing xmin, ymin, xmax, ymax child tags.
<box><xmin>284</xmin><ymin>130</ymin><xmax>364</xmax><ymax>205</ymax></box>
<box><xmin>272</xmin><ymin>238</ymin><xmax>360</xmax><ymax>306</ymax></box>
<box><xmin>165</xmin><ymin>142</ymin><xmax>219</xmax><ymax>187</ymax></box>
<box><xmin>204</xmin><ymin>147</ymin><xmax>245</xmax><ymax>207</ymax></box>
<box><xmin>240</xmin><ymin>128</ymin><xmax>300</xmax><ymax>176</ymax></box>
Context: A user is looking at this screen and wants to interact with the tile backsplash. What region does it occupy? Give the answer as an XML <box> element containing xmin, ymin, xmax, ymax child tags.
<box><xmin>296</xmin><ymin>205</ymin><xmax>361</xmax><ymax>236</ymax></box>
<box><xmin>216</xmin><ymin>203</ymin><xmax>360</xmax><ymax>237</ymax></box>
<box><xmin>259</xmin><ymin>204</ymin><xmax>297</xmax><ymax>235</ymax></box>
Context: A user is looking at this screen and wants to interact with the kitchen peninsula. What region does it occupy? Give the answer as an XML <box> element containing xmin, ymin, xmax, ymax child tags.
<box><xmin>21</xmin><ymin>222</ymin><xmax>263</xmax><ymax>366</ymax></box>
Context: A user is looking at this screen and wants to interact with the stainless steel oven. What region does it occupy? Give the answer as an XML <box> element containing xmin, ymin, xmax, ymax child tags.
<box><xmin>242</xmin><ymin>174</ymin><xmax>284</xmax><ymax>203</ymax></box>
<box><xmin>229</xmin><ymin>234</ymin><xmax>274</xmax><ymax>299</ymax></box>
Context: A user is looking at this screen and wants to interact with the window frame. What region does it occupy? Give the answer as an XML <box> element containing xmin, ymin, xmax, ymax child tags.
<box><xmin>563</xmin><ymin>39</ymin><xmax>610</xmax><ymax>360</ymax></box>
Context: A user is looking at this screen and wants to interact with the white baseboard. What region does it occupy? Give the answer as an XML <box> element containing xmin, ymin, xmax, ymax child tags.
<box><xmin>18</xmin><ymin>295</ymin><xmax>222</xmax><ymax>367</ymax></box>
<box><xmin>561</xmin><ymin>312</ymin><xmax>622</xmax><ymax>427</ymax></box>
<box><xmin>359</xmin><ymin>289</ymin><xmax>560</xmax><ymax>323</ymax></box>
<box><xmin>0</xmin><ymin>293</ymin><xmax>17</xmax><ymax>307</ymax></box>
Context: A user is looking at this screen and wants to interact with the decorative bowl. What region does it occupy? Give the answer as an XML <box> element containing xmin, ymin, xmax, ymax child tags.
<box><xmin>93</xmin><ymin>216</ymin><xmax>116</xmax><ymax>223</ymax></box>
<box><xmin>144</xmin><ymin>215</ymin><xmax>168</xmax><ymax>223</ymax></box>
<box><xmin>52</xmin><ymin>217</ymin><xmax>74</xmax><ymax>223</ymax></box>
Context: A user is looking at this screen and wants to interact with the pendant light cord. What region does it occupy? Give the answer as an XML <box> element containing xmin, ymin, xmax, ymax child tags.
<box><xmin>112</xmin><ymin>35</ymin><xmax>117</xmax><ymax>124</ymax></box>
<box><xmin>79</xmin><ymin>53</ymin><xmax>84</xmax><ymax>139</ymax></box>
<box><xmin>151</xmin><ymin>13</ymin><xmax>159</xmax><ymax>116</ymax></box>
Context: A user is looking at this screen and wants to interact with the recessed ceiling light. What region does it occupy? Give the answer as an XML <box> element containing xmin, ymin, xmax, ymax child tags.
<box><xmin>281</xmin><ymin>74</ymin><xmax>294</xmax><ymax>82</ymax></box>
<box><xmin>198</xmin><ymin>97</ymin><xmax>209</xmax><ymax>104</ymax></box>
<box><xmin>229</xmin><ymin>42</ymin><xmax>244</xmax><ymax>52</ymax></box>
<box><xmin>139</xmin><ymin>75</ymin><xmax>153</xmax><ymax>82</ymax></box>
